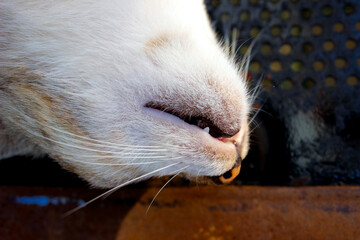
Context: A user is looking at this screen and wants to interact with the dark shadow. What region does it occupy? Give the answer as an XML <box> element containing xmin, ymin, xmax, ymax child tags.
<box><xmin>239</xmin><ymin>104</ymin><xmax>291</xmax><ymax>185</ymax></box>
<box><xmin>0</xmin><ymin>156</ymin><xmax>149</xmax><ymax>240</ymax></box>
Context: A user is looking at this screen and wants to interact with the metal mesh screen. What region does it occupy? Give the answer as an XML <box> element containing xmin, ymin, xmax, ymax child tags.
<box><xmin>205</xmin><ymin>0</ymin><xmax>360</xmax><ymax>185</ymax></box>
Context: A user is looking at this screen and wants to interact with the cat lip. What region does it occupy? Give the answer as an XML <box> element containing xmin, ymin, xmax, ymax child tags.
<box><xmin>144</xmin><ymin>102</ymin><xmax>238</xmax><ymax>138</ymax></box>
<box><xmin>144</xmin><ymin>106</ymin><xmax>237</xmax><ymax>147</ymax></box>
<box><xmin>144</xmin><ymin>106</ymin><xmax>198</xmax><ymax>131</ymax></box>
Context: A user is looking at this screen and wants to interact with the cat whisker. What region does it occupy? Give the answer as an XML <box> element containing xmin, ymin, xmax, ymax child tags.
<box><xmin>70</xmin><ymin>151</ymin><xmax>168</xmax><ymax>156</ymax></box>
<box><xmin>250</xmin><ymin>107</ymin><xmax>271</xmax><ymax>121</ymax></box>
<box><xmin>145</xmin><ymin>165</ymin><xmax>188</xmax><ymax>215</ymax></box>
<box><xmin>47</xmin><ymin>125</ymin><xmax>188</xmax><ymax>153</ymax></box>
<box><xmin>63</xmin><ymin>162</ymin><xmax>180</xmax><ymax>217</ymax></box>
<box><xmin>248</xmin><ymin>119</ymin><xmax>262</xmax><ymax>135</ymax></box>
<box><xmin>21</xmin><ymin>122</ymin><xmax>185</xmax><ymax>160</ymax></box>
<box><xmin>248</xmin><ymin>103</ymin><xmax>264</xmax><ymax>127</ymax></box>
<box><xmin>63</xmin><ymin>158</ymin><xmax>180</xmax><ymax>166</ymax></box>
<box><xmin>46</xmin><ymin>125</ymin><xmax>164</xmax><ymax>149</ymax></box>
<box><xmin>9</xmin><ymin>106</ymin><xmax>187</xmax><ymax>154</ymax></box>
<box><xmin>232</xmin><ymin>37</ymin><xmax>253</xmax><ymax>64</ymax></box>
<box><xmin>195</xmin><ymin>169</ymin><xmax>203</xmax><ymax>187</ymax></box>
<box><xmin>238</xmin><ymin>31</ymin><xmax>263</xmax><ymax>82</ymax></box>
<box><xmin>248</xmin><ymin>80</ymin><xmax>263</xmax><ymax>104</ymax></box>
<box><xmin>35</xmin><ymin>134</ymin><xmax>176</xmax><ymax>157</ymax></box>
<box><xmin>238</xmin><ymin>42</ymin><xmax>253</xmax><ymax>73</ymax></box>
<box><xmin>100</xmin><ymin>157</ymin><xmax>185</xmax><ymax>200</ymax></box>
<box><xmin>230</xmin><ymin>30</ymin><xmax>239</xmax><ymax>59</ymax></box>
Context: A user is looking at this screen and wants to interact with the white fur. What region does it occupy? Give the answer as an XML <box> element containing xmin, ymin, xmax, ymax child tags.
<box><xmin>0</xmin><ymin>0</ymin><xmax>250</xmax><ymax>188</ymax></box>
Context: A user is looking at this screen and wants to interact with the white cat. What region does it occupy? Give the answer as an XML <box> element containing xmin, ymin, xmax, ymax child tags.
<box><xmin>0</xmin><ymin>0</ymin><xmax>251</xmax><ymax>188</ymax></box>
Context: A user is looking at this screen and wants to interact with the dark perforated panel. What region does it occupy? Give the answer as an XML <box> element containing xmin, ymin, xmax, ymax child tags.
<box><xmin>206</xmin><ymin>0</ymin><xmax>360</xmax><ymax>185</ymax></box>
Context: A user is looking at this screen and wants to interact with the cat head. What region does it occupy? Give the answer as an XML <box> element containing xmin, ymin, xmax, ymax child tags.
<box><xmin>0</xmin><ymin>0</ymin><xmax>251</xmax><ymax>188</ymax></box>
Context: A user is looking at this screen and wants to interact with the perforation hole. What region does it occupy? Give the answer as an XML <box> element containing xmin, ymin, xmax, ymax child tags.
<box><xmin>261</xmin><ymin>43</ymin><xmax>272</xmax><ymax>55</ymax></box>
<box><xmin>347</xmin><ymin>75</ymin><xmax>358</xmax><ymax>86</ymax></box>
<box><xmin>335</xmin><ymin>58</ymin><xmax>347</xmax><ymax>69</ymax></box>
<box><xmin>221</xmin><ymin>13</ymin><xmax>230</xmax><ymax>23</ymax></box>
<box><xmin>333</xmin><ymin>22</ymin><xmax>344</xmax><ymax>32</ymax></box>
<box><xmin>211</xmin><ymin>0</ymin><xmax>221</xmax><ymax>7</ymax></box>
<box><xmin>261</xmin><ymin>9</ymin><xmax>271</xmax><ymax>21</ymax></box>
<box><xmin>281</xmin><ymin>79</ymin><xmax>293</xmax><ymax>90</ymax></box>
<box><xmin>301</xmin><ymin>8</ymin><xmax>312</xmax><ymax>19</ymax></box>
<box><xmin>250</xmin><ymin>61</ymin><xmax>261</xmax><ymax>73</ymax></box>
<box><xmin>325</xmin><ymin>76</ymin><xmax>336</xmax><ymax>87</ymax></box>
<box><xmin>279</xmin><ymin>44</ymin><xmax>292</xmax><ymax>55</ymax></box>
<box><xmin>322</xmin><ymin>5</ymin><xmax>333</xmax><ymax>16</ymax></box>
<box><xmin>303</xmin><ymin>78</ymin><xmax>316</xmax><ymax>89</ymax></box>
<box><xmin>281</xmin><ymin>10</ymin><xmax>291</xmax><ymax>20</ymax></box>
<box><xmin>356</xmin><ymin>22</ymin><xmax>360</xmax><ymax>31</ymax></box>
<box><xmin>262</xmin><ymin>75</ymin><xmax>273</xmax><ymax>90</ymax></box>
<box><xmin>303</xmin><ymin>42</ymin><xmax>313</xmax><ymax>53</ymax></box>
<box><xmin>345</xmin><ymin>39</ymin><xmax>357</xmax><ymax>50</ymax></box>
<box><xmin>344</xmin><ymin>4</ymin><xmax>355</xmax><ymax>15</ymax></box>
<box><xmin>230</xmin><ymin>0</ymin><xmax>240</xmax><ymax>6</ymax></box>
<box><xmin>313</xmin><ymin>61</ymin><xmax>325</xmax><ymax>71</ymax></box>
<box><xmin>290</xmin><ymin>25</ymin><xmax>302</xmax><ymax>36</ymax></box>
<box><xmin>240</xmin><ymin>45</ymin><xmax>249</xmax><ymax>55</ymax></box>
<box><xmin>312</xmin><ymin>24</ymin><xmax>323</xmax><ymax>36</ymax></box>
<box><xmin>323</xmin><ymin>40</ymin><xmax>335</xmax><ymax>51</ymax></box>
<box><xmin>240</xmin><ymin>11</ymin><xmax>250</xmax><ymax>21</ymax></box>
<box><xmin>250</xmin><ymin>27</ymin><xmax>260</xmax><ymax>37</ymax></box>
<box><xmin>249</xmin><ymin>0</ymin><xmax>259</xmax><ymax>5</ymax></box>
<box><xmin>270</xmin><ymin>61</ymin><xmax>282</xmax><ymax>72</ymax></box>
<box><xmin>291</xmin><ymin>61</ymin><xmax>303</xmax><ymax>72</ymax></box>
<box><xmin>271</xmin><ymin>25</ymin><xmax>281</xmax><ymax>37</ymax></box>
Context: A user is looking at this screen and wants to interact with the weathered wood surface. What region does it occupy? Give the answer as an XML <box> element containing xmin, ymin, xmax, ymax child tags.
<box><xmin>1</xmin><ymin>186</ymin><xmax>359</xmax><ymax>240</ymax></box>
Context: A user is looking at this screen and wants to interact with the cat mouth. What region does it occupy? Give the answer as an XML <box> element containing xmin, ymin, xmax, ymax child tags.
<box><xmin>145</xmin><ymin>101</ymin><xmax>236</xmax><ymax>139</ymax></box>
<box><xmin>145</xmin><ymin>102</ymin><xmax>244</xmax><ymax>183</ymax></box>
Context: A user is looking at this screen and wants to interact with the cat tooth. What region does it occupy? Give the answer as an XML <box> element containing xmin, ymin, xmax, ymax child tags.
<box><xmin>204</xmin><ymin>127</ymin><xmax>210</xmax><ymax>133</ymax></box>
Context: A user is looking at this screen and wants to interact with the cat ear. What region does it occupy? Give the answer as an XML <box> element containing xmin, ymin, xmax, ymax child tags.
<box><xmin>0</xmin><ymin>120</ymin><xmax>40</xmax><ymax>159</ymax></box>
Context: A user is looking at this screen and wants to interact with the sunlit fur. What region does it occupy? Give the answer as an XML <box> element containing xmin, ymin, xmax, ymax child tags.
<box><xmin>0</xmin><ymin>0</ymin><xmax>251</xmax><ymax>188</ymax></box>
